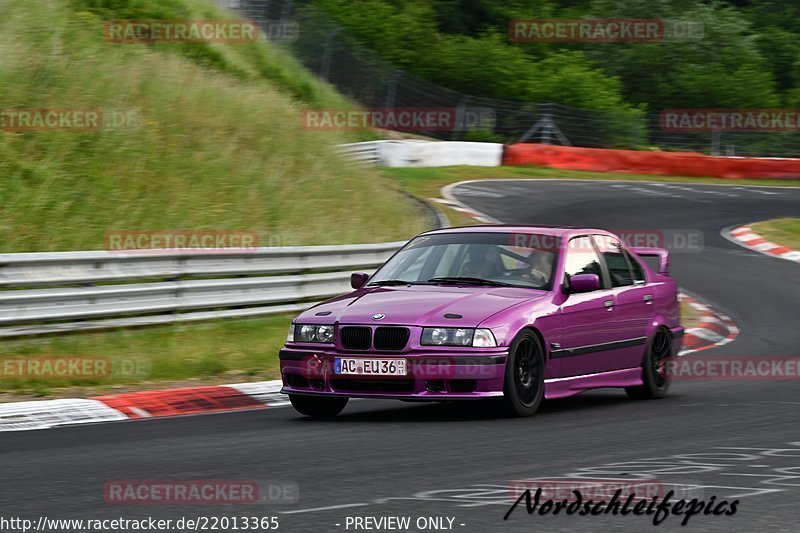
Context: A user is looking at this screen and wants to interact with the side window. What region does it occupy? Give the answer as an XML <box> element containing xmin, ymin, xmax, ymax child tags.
<box><xmin>564</xmin><ymin>236</ymin><xmax>604</xmax><ymax>282</ymax></box>
<box><xmin>625</xmin><ymin>252</ymin><xmax>646</xmax><ymax>283</ymax></box>
<box><xmin>593</xmin><ymin>235</ymin><xmax>634</xmax><ymax>287</ymax></box>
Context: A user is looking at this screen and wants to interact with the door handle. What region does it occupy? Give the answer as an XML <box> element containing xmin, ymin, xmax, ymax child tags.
<box><xmin>603</xmin><ymin>300</ymin><xmax>614</xmax><ymax>308</ymax></box>
<box><xmin>643</xmin><ymin>294</ymin><xmax>654</xmax><ymax>303</ymax></box>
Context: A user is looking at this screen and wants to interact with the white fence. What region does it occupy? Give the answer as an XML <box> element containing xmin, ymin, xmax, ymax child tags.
<box><xmin>339</xmin><ymin>141</ymin><xmax>503</xmax><ymax>167</ymax></box>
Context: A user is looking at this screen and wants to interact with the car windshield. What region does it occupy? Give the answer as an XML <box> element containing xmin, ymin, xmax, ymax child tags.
<box><xmin>368</xmin><ymin>232</ymin><xmax>559</xmax><ymax>290</ymax></box>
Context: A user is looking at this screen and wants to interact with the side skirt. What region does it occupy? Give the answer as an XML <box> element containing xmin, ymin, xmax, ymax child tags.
<box><xmin>544</xmin><ymin>367</ymin><xmax>643</xmax><ymax>400</ymax></box>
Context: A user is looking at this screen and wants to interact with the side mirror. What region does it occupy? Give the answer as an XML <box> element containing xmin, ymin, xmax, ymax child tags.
<box><xmin>568</xmin><ymin>273</ymin><xmax>600</xmax><ymax>293</ymax></box>
<box><xmin>350</xmin><ymin>272</ymin><xmax>370</xmax><ymax>289</ymax></box>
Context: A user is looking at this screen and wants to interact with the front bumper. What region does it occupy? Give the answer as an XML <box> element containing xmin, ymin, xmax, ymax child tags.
<box><xmin>279</xmin><ymin>347</ymin><xmax>508</xmax><ymax>399</ymax></box>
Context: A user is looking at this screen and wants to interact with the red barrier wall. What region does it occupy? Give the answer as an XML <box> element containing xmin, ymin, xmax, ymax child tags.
<box><xmin>503</xmin><ymin>144</ymin><xmax>800</xmax><ymax>179</ymax></box>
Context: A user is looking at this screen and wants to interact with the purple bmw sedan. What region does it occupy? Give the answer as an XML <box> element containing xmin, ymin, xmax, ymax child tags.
<box><xmin>279</xmin><ymin>226</ymin><xmax>684</xmax><ymax>417</ymax></box>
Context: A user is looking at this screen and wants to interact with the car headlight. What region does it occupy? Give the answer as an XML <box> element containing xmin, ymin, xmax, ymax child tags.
<box><xmin>421</xmin><ymin>327</ymin><xmax>496</xmax><ymax>347</ymax></box>
<box><xmin>293</xmin><ymin>324</ymin><xmax>334</xmax><ymax>343</ymax></box>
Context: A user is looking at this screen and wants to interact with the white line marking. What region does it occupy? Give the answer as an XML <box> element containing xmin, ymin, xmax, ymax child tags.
<box><xmin>462</xmin><ymin>178</ymin><xmax>800</xmax><ymax>190</ymax></box>
<box><xmin>456</xmin><ymin>187</ymin><xmax>505</xmax><ymax>198</ymax></box>
<box><xmin>733</xmin><ymin>187</ymin><xmax>781</xmax><ymax>195</ymax></box>
<box><xmin>611</xmin><ymin>184</ymin><xmax>674</xmax><ymax>196</ymax></box>
<box><xmin>282</xmin><ymin>503</ymin><xmax>369</xmax><ymax>514</ymax></box>
<box><xmin>440</xmin><ymin>183</ymin><xmax>500</xmax><ymax>224</ymax></box>
<box><xmin>651</xmin><ymin>183</ymin><xmax>739</xmax><ymax>197</ymax></box>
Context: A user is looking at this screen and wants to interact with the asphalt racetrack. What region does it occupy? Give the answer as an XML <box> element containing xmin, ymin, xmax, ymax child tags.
<box><xmin>2</xmin><ymin>179</ymin><xmax>799</xmax><ymax>533</ymax></box>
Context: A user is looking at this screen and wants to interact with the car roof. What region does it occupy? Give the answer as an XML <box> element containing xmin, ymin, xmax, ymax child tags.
<box><xmin>421</xmin><ymin>224</ymin><xmax>615</xmax><ymax>239</ymax></box>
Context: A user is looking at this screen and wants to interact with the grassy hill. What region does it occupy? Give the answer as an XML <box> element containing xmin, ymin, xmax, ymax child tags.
<box><xmin>0</xmin><ymin>0</ymin><xmax>426</xmax><ymax>252</ymax></box>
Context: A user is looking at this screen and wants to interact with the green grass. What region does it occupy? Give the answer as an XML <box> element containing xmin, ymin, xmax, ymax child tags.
<box><xmin>0</xmin><ymin>315</ymin><xmax>291</xmax><ymax>398</ymax></box>
<box><xmin>680</xmin><ymin>299</ymin><xmax>702</xmax><ymax>331</ymax></box>
<box><xmin>74</xmin><ymin>0</ymin><xmax>353</xmax><ymax>109</ymax></box>
<box><xmin>750</xmin><ymin>218</ymin><xmax>800</xmax><ymax>249</ymax></box>
<box><xmin>0</xmin><ymin>0</ymin><xmax>427</xmax><ymax>252</ymax></box>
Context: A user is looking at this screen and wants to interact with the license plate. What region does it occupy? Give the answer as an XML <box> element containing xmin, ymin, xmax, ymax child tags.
<box><xmin>334</xmin><ymin>357</ymin><xmax>407</xmax><ymax>376</ymax></box>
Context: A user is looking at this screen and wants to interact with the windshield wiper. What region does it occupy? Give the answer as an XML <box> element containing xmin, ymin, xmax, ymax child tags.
<box><xmin>368</xmin><ymin>279</ymin><xmax>419</xmax><ymax>286</ymax></box>
<box><xmin>427</xmin><ymin>276</ymin><xmax>514</xmax><ymax>287</ymax></box>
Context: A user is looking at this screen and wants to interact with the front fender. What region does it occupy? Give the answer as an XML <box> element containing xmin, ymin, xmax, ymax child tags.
<box><xmin>479</xmin><ymin>299</ymin><xmax>562</xmax><ymax>378</ymax></box>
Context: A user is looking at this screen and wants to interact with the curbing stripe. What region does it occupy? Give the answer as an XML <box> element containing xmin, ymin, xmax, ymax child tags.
<box><xmin>92</xmin><ymin>384</ymin><xmax>273</xmax><ymax>419</ymax></box>
<box><xmin>0</xmin><ymin>380</ymin><xmax>285</xmax><ymax>432</ymax></box>
<box><xmin>0</xmin><ymin>399</ymin><xmax>128</xmax><ymax>432</ymax></box>
<box><xmin>678</xmin><ymin>293</ymin><xmax>739</xmax><ymax>356</ymax></box>
<box><xmin>724</xmin><ymin>224</ymin><xmax>800</xmax><ymax>264</ymax></box>
<box><xmin>227</xmin><ymin>381</ymin><xmax>287</xmax><ymax>406</ymax></box>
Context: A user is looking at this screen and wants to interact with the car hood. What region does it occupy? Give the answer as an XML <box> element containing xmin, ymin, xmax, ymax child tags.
<box><xmin>299</xmin><ymin>285</ymin><xmax>549</xmax><ymax>327</ymax></box>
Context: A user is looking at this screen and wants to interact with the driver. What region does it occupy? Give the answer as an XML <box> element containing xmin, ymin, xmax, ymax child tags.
<box><xmin>461</xmin><ymin>247</ymin><xmax>502</xmax><ymax>278</ymax></box>
<box><xmin>521</xmin><ymin>251</ymin><xmax>553</xmax><ymax>285</ymax></box>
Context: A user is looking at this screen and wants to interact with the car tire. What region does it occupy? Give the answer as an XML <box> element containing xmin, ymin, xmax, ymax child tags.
<box><xmin>289</xmin><ymin>395</ymin><xmax>349</xmax><ymax>418</ymax></box>
<box><xmin>626</xmin><ymin>328</ymin><xmax>672</xmax><ymax>400</ymax></box>
<box><xmin>502</xmin><ymin>331</ymin><xmax>545</xmax><ymax>417</ymax></box>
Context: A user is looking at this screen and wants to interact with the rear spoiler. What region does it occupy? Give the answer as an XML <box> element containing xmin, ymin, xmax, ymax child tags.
<box><xmin>630</xmin><ymin>247</ymin><xmax>670</xmax><ymax>275</ymax></box>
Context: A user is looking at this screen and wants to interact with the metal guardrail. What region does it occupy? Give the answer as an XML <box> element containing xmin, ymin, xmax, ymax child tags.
<box><xmin>0</xmin><ymin>242</ymin><xmax>407</xmax><ymax>337</ymax></box>
<box><xmin>0</xmin><ymin>242</ymin><xmax>404</xmax><ymax>287</ymax></box>
<box><xmin>337</xmin><ymin>142</ymin><xmax>382</xmax><ymax>165</ymax></box>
